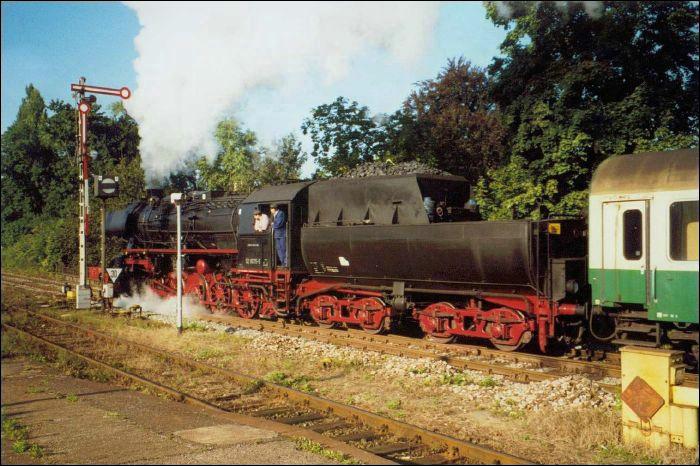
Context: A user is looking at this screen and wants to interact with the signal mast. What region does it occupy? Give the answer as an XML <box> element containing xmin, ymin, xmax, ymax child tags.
<box><xmin>70</xmin><ymin>78</ymin><xmax>131</xmax><ymax>309</ymax></box>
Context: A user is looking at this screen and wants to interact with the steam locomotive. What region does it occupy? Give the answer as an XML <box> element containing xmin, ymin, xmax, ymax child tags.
<box><xmin>104</xmin><ymin>149</ymin><xmax>699</xmax><ymax>358</ymax></box>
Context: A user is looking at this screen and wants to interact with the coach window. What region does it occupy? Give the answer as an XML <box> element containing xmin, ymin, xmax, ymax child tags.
<box><xmin>670</xmin><ymin>200</ymin><xmax>699</xmax><ymax>261</ymax></box>
<box><xmin>623</xmin><ymin>209</ymin><xmax>643</xmax><ymax>260</ymax></box>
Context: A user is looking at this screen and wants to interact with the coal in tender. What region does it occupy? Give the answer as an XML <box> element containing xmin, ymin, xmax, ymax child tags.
<box><xmin>339</xmin><ymin>161</ymin><xmax>452</xmax><ymax>178</ymax></box>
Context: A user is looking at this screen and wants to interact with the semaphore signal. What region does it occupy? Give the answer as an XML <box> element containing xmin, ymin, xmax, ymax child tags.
<box><xmin>70</xmin><ymin>77</ymin><xmax>131</xmax><ymax>309</ymax></box>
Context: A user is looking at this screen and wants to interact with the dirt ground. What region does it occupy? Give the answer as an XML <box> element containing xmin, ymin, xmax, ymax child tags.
<box><xmin>0</xmin><ymin>357</ymin><xmax>337</xmax><ymax>465</ymax></box>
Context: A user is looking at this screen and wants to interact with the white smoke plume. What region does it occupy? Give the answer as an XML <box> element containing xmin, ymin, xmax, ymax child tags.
<box><xmin>114</xmin><ymin>285</ymin><xmax>210</xmax><ymax>320</ymax></box>
<box><xmin>493</xmin><ymin>1</ymin><xmax>604</xmax><ymax>20</ymax></box>
<box><xmin>124</xmin><ymin>2</ymin><xmax>440</xmax><ymax>180</ymax></box>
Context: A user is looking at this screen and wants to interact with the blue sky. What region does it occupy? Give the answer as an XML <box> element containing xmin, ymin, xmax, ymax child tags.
<box><xmin>2</xmin><ymin>2</ymin><xmax>507</xmax><ymax>175</ymax></box>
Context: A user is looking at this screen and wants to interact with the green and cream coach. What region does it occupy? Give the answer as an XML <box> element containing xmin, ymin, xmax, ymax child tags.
<box><xmin>588</xmin><ymin>149</ymin><xmax>698</xmax><ymax>350</ymax></box>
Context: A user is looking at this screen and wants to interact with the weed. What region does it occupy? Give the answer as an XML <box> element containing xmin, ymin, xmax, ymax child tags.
<box><xmin>2</xmin><ymin>417</ymin><xmax>28</xmax><ymax>441</ymax></box>
<box><xmin>28</xmin><ymin>443</ymin><xmax>43</xmax><ymax>458</ymax></box>
<box><xmin>26</xmin><ymin>383</ymin><xmax>47</xmax><ymax>394</ymax></box>
<box><xmin>507</xmin><ymin>409</ymin><xmax>525</xmax><ymax>419</ymax></box>
<box><xmin>387</xmin><ymin>399</ymin><xmax>402</xmax><ymax>410</ymax></box>
<box><xmin>293</xmin><ymin>437</ymin><xmax>360</xmax><ymax>464</ymax></box>
<box><xmin>478</xmin><ymin>376</ymin><xmax>499</xmax><ymax>388</ymax></box>
<box><xmin>12</xmin><ymin>439</ymin><xmax>28</xmax><ymax>454</ymax></box>
<box><xmin>183</xmin><ymin>320</ymin><xmax>208</xmax><ymax>332</ymax></box>
<box><xmin>595</xmin><ymin>443</ymin><xmax>660</xmax><ymax>464</ymax></box>
<box><xmin>66</xmin><ymin>393</ymin><xmax>79</xmax><ymax>402</ymax></box>
<box><xmin>242</xmin><ymin>379</ymin><xmax>264</xmax><ymax>395</ymax></box>
<box><xmin>264</xmin><ymin>371</ymin><xmax>314</xmax><ymax>393</ymax></box>
<box><xmin>440</xmin><ymin>372</ymin><xmax>473</xmax><ymax>386</ymax></box>
<box><xmin>103</xmin><ymin>411</ymin><xmax>121</xmax><ymax>419</ymax></box>
<box><xmin>196</xmin><ymin>347</ymin><xmax>225</xmax><ymax>360</ymax></box>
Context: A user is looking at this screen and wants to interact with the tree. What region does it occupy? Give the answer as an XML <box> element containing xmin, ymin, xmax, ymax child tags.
<box><xmin>1</xmin><ymin>85</ymin><xmax>55</xmax><ymax>245</ymax></box>
<box><xmin>197</xmin><ymin>119</ymin><xmax>260</xmax><ymax>193</ymax></box>
<box><xmin>258</xmin><ymin>133</ymin><xmax>307</xmax><ymax>186</ymax></box>
<box><xmin>393</xmin><ymin>58</ymin><xmax>507</xmax><ymax>182</ymax></box>
<box><xmin>477</xmin><ymin>1</ymin><xmax>699</xmax><ymax>219</ymax></box>
<box><xmin>1</xmin><ymin>85</ymin><xmax>145</xmax><ymax>271</ymax></box>
<box><xmin>301</xmin><ymin>97</ymin><xmax>384</xmax><ymax>177</ymax></box>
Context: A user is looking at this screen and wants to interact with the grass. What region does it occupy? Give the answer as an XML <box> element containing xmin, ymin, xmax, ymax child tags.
<box><xmin>264</xmin><ymin>371</ymin><xmax>315</xmax><ymax>393</ymax></box>
<box><xmin>477</xmin><ymin>376</ymin><xmax>499</xmax><ymax>388</ymax></box>
<box><xmin>595</xmin><ymin>443</ymin><xmax>661</xmax><ymax>464</ymax></box>
<box><xmin>182</xmin><ymin>320</ymin><xmax>209</xmax><ymax>332</ymax></box>
<box><xmin>12</xmin><ymin>439</ymin><xmax>28</xmax><ymax>454</ymax></box>
<box><xmin>66</xmin><ymin>393</ymin><xmax>79</xmax><ymax>402</ymax></box>
<box><xmin>242</xmin><ymin>379</ymin><xmax>264</xmax><ymax>395</ymax></box>
<box><xmin>293</xmin><ymin>437</ymin><xmax>360</xmax><ymax>464</ymax></box>
<box><xmin>103</xmin><ymin>411</ymin><xmax>122</xmax><ymax>419</ymax></box>
<box><xmin>440</xmin><ymin>372</ymin><xmax>473</xmax><ymax>386</ymax></box>
<box><xmin>26</xmin><ymin>383</ymin><xmax>48</xmax><ymax>394</ymax></box>
<box><xmin>386</xmin><ymin>399</ymin><xmax>402</xmax><ymax>410</ymax></box>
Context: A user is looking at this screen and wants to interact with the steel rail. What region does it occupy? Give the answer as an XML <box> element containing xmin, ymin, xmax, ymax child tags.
<box><xmin>0</xmin><ymin>272</ymin><xmax>620</xmax><ymax>380</ymax></box>
<box><xmin>1</xmin><ymin>322</ymin><xmax>395</xmax><ymax>465</ymax></box>
<box><xmin>2</xmin><ymin>272</ymin><xmax>695</xmax><ymax>391</ymax></box>
<box><xmin>6</xmin><ymin>309</ymin><xmax>532</xmax><ymax>465</ymax></box>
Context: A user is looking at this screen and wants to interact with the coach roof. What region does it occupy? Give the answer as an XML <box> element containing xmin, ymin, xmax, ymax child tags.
<box><xmin>590</xmin><ymin>148</ymin><xmax>699</xmax><ymax>195</ymax></box>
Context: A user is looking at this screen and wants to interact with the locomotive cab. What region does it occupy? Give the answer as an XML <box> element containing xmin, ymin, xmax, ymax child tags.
<box><xmin>237</xmin><ymin>181</ymin><xmax>313</xmax><ymax>272</ymax></box>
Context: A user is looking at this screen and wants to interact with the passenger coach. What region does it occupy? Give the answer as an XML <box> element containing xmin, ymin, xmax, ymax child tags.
<box><xmin>588</xmin><ymin>149</ymin><xmax>698</xmax><ymax>353</ymax></box>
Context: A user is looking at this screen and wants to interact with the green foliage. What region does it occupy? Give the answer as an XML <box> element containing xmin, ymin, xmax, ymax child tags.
<box><xmin>12</xmin><ymin>439</ymin><xmax>29</xmax><ymax>454</ymax></box>
<box><xmin>1</xmin><ymin>84</ymin><xmax>145</xmax><ymax>272</ymax></box>
<box><xmin>28</xmin><ymin>443</ymin><xmax>44</xmax><ymax>458</ymax></box>
<box><xmin>197</xmin><ymin>118</ymin><xmax>260</xmax><ymax>194</ymax></box>
<box><xmin>478</xmin><ymin>376</ymin><xmax>499</xmax><ymax>388</ymax></box>
<box><xmin>440</xmin><ymin>372</ymin><xmax>474</xmax><ymax>386</ymax></box>
<box><xmin>257</xmin><ymin>133</ymin><xmax>307</xmax><ymax>186</ymax></box>
<box><xmin>264</xmin><ymin>371</ymin><xmax>314</xmax><ymax>392</ymax></box>
<box><xmin>302</xmin><ymin>96</ymin><xmax>384</xmax><ymax>177</ymax></box>
<box><xmin>386</xmin><ymin>399</ymin><xmax>402</xmax><ymax>410</ymax></box>
<box><xmin>478</xmin><ymin>1</ymin><xmax>699</xmax><ymax>218</ymax></box>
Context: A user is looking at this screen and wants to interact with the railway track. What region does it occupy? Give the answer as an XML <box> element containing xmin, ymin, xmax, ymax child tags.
<box><xmin>1</xmin><ymin>308</ymin><xmax>530</xmax><ymax>465</ymax></box>
<box><xmin>2</xmin><ymin>271</ymin><xmax>696</xmax><ymax>391</ymax></box>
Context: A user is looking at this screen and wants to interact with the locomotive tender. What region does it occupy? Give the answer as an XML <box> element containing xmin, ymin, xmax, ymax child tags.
<box><xmin>104</xmin><ymin>149</ymin><xmax>699</xmax><ymax>356</ymax></box>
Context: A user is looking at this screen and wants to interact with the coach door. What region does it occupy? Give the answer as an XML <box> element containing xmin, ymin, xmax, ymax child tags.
<box><xmin>601</xmin><ymin>200</ymin><xmax>649</xmax><ymax>305</ymax></box>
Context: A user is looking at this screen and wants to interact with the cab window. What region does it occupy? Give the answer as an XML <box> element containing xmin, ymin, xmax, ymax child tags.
<box><xmin>623</xmin><ymin>209</ymin><xmax>642</xmax><ymax>260</ymax></box>
<box><xmin>238</xmin><ymin>204</ymin><xmax>256</xmax><ymax>235</ymax></box>
<box><xmin>670</xmin><ymin>201</ymin><xmax>699</xmax><ymax>261</ymax></box>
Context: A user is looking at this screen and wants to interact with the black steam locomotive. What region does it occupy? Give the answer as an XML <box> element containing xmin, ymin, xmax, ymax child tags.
<box><xmin>106</xmin><ymin>173</ymin><xmax>589</xmax><ymax>353</ymax></box>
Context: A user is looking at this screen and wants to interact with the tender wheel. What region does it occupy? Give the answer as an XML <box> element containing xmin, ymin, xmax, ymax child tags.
<box><xmin>354</xmin><ymin>297</ymin><xmax>389</xmax><ymax>335</ymax></box>
<box><xmin>418</xmin><ymin>302</ymin><xmax>456</xmax><ymax>344</ymax></box>
<box><xmin>309</xmin><ymin>295</ymin><xmax>338</xmax><ymax>329</ymax></box>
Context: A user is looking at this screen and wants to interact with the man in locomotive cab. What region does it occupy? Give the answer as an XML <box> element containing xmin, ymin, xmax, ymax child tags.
<box><xmin>253</xmin><ymin>208</ymin><xmax>269</xmax><ymax>233</ymax></box>
<box><xmin>270</xmin><ymin>203</ymin><xmax>287</xmax><ymax>267</ymax></box>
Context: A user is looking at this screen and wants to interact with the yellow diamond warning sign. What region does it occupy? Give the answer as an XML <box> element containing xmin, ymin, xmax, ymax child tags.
<box><xmin>548</xmin><ymin>223</ymin><xmax>561</xmax><ymax>235</ymax></box>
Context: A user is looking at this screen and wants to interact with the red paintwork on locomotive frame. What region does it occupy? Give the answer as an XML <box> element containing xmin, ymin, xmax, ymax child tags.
<box><xmin>117</xmin><ymin>248</ymin><xmax>579</xmax><ymax>352</ymax></box>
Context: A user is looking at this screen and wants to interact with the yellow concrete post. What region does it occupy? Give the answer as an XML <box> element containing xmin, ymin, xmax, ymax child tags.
<box><xmin>620</xmin><ymin>346</ymin><xmax>698</xmax><ymax>449</ymax></box>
